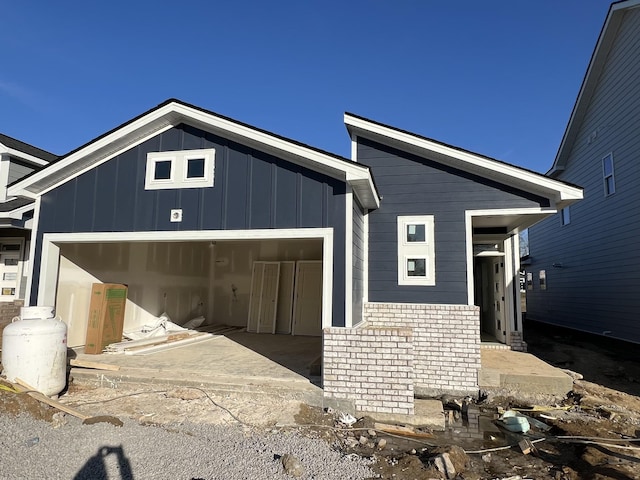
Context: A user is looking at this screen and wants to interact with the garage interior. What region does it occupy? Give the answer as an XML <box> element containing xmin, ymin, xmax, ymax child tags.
<box><xmin>54</xmin><ymin>238</ymin><xmax>324</xmax><ymax>382</ymax></box>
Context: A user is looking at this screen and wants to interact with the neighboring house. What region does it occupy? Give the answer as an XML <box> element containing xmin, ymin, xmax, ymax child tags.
<box><xmin>7</xmin><ymin>99</ymin><xmax>581</xmax><ymax>414</ymax></box>
<box><xmin>0</xmin><ymin>134</ymin><xmax>56</xmax><ymax>304</ymax></box>
<box><xmin>527</xmin><ymin>0</ymin><xmax>640</xmax><ymax>344</ymax></box>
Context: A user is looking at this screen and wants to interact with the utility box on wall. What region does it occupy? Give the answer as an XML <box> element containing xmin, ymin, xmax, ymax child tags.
<box><xmin>84</xmin><ymin>283</ymin><xmax>127</xmax><ymax>354</ymax></box>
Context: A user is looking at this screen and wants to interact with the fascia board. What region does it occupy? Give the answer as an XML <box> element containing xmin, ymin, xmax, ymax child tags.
<box><xmin>345</xmin><ymin>114</ymin><xmax>583</xmax><ymax>204</ymax></box>
<box><xmin>0</xmin><ymin>146</ymin><xmax>49</xmax><ymax>167</ymax></box>
<box><xmin>8</xmin><ymin>106</ymin><xmax>176</xmax><ymax>197</ymax></box>
<box><xmin>0</xmin><ymin>202</ymin><xmax>34</xmax><ymax>220</ymax></box>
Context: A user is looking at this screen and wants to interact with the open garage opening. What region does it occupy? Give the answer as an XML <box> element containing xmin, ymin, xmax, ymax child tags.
<box><xmin>48</xmin><ymin>235</ymin><xmax>327</xmax><ymax>384</ymax></box>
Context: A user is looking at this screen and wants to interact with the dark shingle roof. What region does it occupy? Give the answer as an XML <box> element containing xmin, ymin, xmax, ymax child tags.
<box><xmin>0</xmin><ymin>133</ymin><xmax>58</xmax><ymax>163</ymax></box>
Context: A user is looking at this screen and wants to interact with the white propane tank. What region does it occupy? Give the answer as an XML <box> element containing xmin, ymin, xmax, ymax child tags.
<box><xmin>1</xmin><ymin>306</ymin><xmax>67</xmax><ymax>396</ymax></box>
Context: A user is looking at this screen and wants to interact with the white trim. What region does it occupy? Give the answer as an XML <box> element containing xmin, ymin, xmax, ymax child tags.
<box><xmin>351</xmin><ymin>134</ymin><xmax>358</xmax><ymax>163</ymax></box>
<box><xmin>0</xmin><ymin>146</ymin><xmax>49</xmax><ymax>167</ymax></box>
<box><xmin>513</xmin><ymin>234</ymin><xmax>523</xmax><ymax>333</ymax></box>
<box><xmin>363</xmin><ymin>208</ymin><xmax>369</xmax><ymax>304</ymax></box>
<box><xmin>344</xmin><ymin>186</ymin><xmax>353</xmax><ymax>327</ymax></box>
<box><xmin>397</xmin><ymin>215</ymin><xmax>435</xmax><ymax>286</ymax></box>
<box><xmin>23</xmin><ymin>197</ymin><xmax>41</xmax><ymax>306</ymax></box>
<box><xmin>503</xmin><ymin>235</ymin><xmax>515</xmax><ymax>342</ymax></box>
<box><xmin>0</xmin><ymin>202</ymin><xmax>35</xmax><ymax>220</ymax></box>
<box><xmin>145</xmin><ymin>148</ymin><xmax>215</xmax><ymax>190</ymax></box>
<box><xmin>37</xmin><ymin>228</ymin><xmax>335</xmax><ymax>329</ymax></box>
<box><xmin>345</xmin><ymin>113</ymin><xmax>583</xmax><ymax>208</ymax></box>
<box><xmin>0</xmin><ymin>154</ymin><xmax>10</xmax><ymax>202</ymax></box>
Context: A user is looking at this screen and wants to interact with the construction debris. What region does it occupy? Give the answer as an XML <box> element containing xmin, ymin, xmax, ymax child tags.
<box><xmin>69</xmin><ymin>359</ymin><xmax>120</xmax><ymax>371</ymax></box>
<box><xmin>373</xmin><ymin>422</ymin><xmax>434</xmax><ymax>438</ymax></box>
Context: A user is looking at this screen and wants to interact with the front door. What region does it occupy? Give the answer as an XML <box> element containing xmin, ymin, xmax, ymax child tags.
<box><xmin>492</xmin><ymin>258</ymin><xmax>506</xmax><ymax>342</ymax></box>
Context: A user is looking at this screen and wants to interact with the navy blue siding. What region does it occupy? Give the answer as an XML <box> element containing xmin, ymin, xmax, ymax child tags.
<box><xmin>32</xmin><ymin>124</ymin><xmax>347</xmax><ymax>326</ymax></box>
<box><xmin>359</xmin><ymin>137</ymin><xmax>549</xmax><ymax>305</ymax></box>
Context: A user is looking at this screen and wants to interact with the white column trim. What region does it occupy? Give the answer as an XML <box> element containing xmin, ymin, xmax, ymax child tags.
<box><xmin>344</xmin><ymin>186</ymin><xmax>353</xmax><ymax>327</ymax></box>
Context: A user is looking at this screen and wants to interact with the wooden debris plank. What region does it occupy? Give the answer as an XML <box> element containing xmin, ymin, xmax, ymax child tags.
<box><xmin>69</xmin><ymin>359</ymin><xmax>121</xmax><ymax>371</ymax></box>
<box><xmin>12</xmin><ymin>379</ymin><xmax>90</xmax><ymax>420</ymax></box>
<box><xmin>373</xmin><ymin>422</ymin><xmax>434</xmax><ymax>438</ymax></box>
<box><xmin>125</xmin><ymin>333</ymin><xmax>215</xmax><ymax>355</ymax></box>
<box><xmin>121</xmin><ymin>332</ymin><xmax>209</xmax><ymax>353</ymax></box>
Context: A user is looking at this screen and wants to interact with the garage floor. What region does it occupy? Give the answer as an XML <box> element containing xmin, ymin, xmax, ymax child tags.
<box><xmin>70</xmin><ymin>331</ymin><xmax>324</xmax><ymax>404</ymax></box>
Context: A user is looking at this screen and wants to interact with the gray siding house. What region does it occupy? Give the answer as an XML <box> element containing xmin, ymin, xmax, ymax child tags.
<box><xmin>0</xmin><ymin>134</ymin><xmax>56</xmax><ymax>303</ymax></box>
<box><xmin>9</xmin><ymin>100</ymin><xmax>581</xmax><ymax>414</ymax></box>
<box><xmin>527</xmin><ymin>0</ymin><xmax>640</xmax><ymax>344</ymax></box>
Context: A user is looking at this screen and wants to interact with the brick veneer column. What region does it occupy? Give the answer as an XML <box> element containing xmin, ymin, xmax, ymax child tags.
<box><xmin>323</xmin><ymin>326</ymin><xmax>414</xmax><ymax>415</ymax></box>
<box><xmin>364</xmin><ymin>303</ymin><xmax>480</xmax><ymax>395</ymax></box>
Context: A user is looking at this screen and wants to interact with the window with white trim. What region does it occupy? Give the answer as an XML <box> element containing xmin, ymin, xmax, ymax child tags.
<box><xmin>397</xmin><ymin>215</ymin><xmax>435</xmax><ymax>286</ymax></box>
<box><xmin>561</xmin><ymin>207</ymin><xmax>571</xmax><ymax>226</ymax></box>
<box><xmin>145</xmin><ymin>148</ymin><xmax>215</xmax><ymax>190</ymax></box>
<box><xmin>602</xmin><ymin>153</ymin><xmax>615</xmax><ymax>196</ymax></box>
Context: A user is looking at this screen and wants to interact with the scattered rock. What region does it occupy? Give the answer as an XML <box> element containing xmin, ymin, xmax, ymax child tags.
<box><xmin>367</xmin><ymin>429</ymin><xmax>376</xmax><ymax>437</ymax></box>
<box><xmin>561</xmin><ymin>369</ymin><xmax>584</xmax><ymax>381</ymax></box>
<box><xmin>377</xmin><ymin>438</ymin><xmax>387</xmax><ymax>449</ymax></box>
<box><xmin>281</xmin><ymin>453</ymin><xmax>304</xmax><ymax>478</ymax></box>
<box><xmin>51</xmin><ymin>412</ymin><xmax>67</xmax><ymax>429</ymax></box>
<box><xmin>432</xmin><ymin>445</ymin><xmax>469</xmax><ymax>474</ymax></box>
<box><xmin>358</xmin><ymin>435</ymin><xmax>368</xmax><ymax>444</ymax></box>
<box><xmin>433</xmin><ymin>453</ymin><xmax>456</xmax><ymax>479</ymax></box>
<box><xmin>481</xmin><ymin>453</ymin><xmax>492</xmax><ymax>463</ymax></box>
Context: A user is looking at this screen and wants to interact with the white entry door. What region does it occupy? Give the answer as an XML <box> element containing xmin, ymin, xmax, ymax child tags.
<box><xmin>492</xmin><ymin>258</ymin><xmax>506</xmax><ymax>343</ymax></box>
<box><xmin>292</xmin><ymin>261</ymin><xmax>323</xmax><ymax>336</ymax></box>
<box><xmin>247</xmin><ymin>261</ymin><xmax>280</xmax><ymax>334</ymax></box>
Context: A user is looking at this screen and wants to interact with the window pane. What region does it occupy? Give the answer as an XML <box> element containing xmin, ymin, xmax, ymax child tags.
<box><xmin>407</xmin><ymin>258</ymin><xmax>426</xmax><ymax>277</ymax></box>
<box><xmin>1</xmin><ymin>244</ymin><xmax>20</xmax><ymax>251</ymax></box>
<box><xmin>603</xmin><ymin>156</ymin><xmax>613</xmax><ymax>176</ymax></box>
<box><xmin>4</xmin><ymin>259</ymin><xmax>18</xmax><ymax>266</ymax></box>
<box><xmin>406</xmin><ymin>224</ymin><xmax>425</xmax><ymax>242</ymax></box>
<box><xmin>154</xmin><ymin>160</ymin><xmax>172</xmax><ymax>180</ymax></box>
<box><xmin>606</xmin><ymin>177</ymin><xmax>615</xmax><ymax>195</ymax></box>
<box><xmin>1</xmin><ymin>288</ymin><xmax>15</xmax><ymax>295</ymax></box>
<box><xmin>3</xmin><ymin>273</ymin><xmax>16</xmax><ymax>281</ymax></box>
<box><xmin>186</xmin><ymin>158</ymin><xmax>205</xmax><ymax>179</ymax></box>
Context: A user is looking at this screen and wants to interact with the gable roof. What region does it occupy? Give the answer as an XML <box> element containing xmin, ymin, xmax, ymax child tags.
<box><xmin>549</xmin><ymin>0</ymin><xmax>640</xmax><ymax>176</ymax></box>
<box><xmin>8</xmin><ymin>99</ymin><xmax>380</xmax><ymax>209</ymax></box>
<box><xmin>0</xmin><ymin>133</ymin><xmax>57</xmax><ymax>165</ymax></box>
<box><xmin>345</xmin><ymin>112</ymin><xmax>583</xmax><ymax>210</ymax></box>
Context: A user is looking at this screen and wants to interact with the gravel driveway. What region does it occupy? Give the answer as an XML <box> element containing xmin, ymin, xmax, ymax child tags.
<box><xmin>0</xmin><ymin>413</ymin><xmax>374</xmax><ymax>480</ymax></box>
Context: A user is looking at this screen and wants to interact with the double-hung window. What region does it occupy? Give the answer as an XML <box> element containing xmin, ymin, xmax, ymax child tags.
<box><xmin>397</xmin><ymin>215</ymin><xmax>435</xmax><ymax>286</ymax></box>
<box><xmin>145</xmin><ymin>148</ymin><xmax>215</xmax><ymax>190</ymax></box>
<box><xmin>602</xmin><ymin>153</ymin><xmax>615</xmax><ymax>196</ymax></box>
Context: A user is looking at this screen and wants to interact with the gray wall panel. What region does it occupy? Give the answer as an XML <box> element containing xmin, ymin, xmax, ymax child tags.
<box><xmin>300</xmin><ymin>174</ymin><xmax>324</xmax><ymax>228</ymax></box>
<box><xmin>527</xmin><ymin>8</ymin><xmax>640</xmax><ymax>343</ymax></box>
<box><xmin>113</xmin><ymin>150</ymin><xmax>138</xmax><ymax>232</ymax></box>
<box><xmin>352</xmin><ymin>197</ymin><xmax>365</xmax><ymax>325</ymax></box>
<box><xmin>8</xmin><ymin>161</ymin><xmax>35</xmax><ymax>184</ymax></box>
<box><xmin>249</xmin><ymin>154</ymin><xmax>273</xmax><ymax>229</ymax></box>
<box><xmin>274</xmin><ymin>164</ymin><xmax>297</xmax><ymax>228</ymax></box>
<box><xmin>360</xmin><ymin>137</ymin><xmax>547</xmax><ymax>305</ymax></box>
<box><xmin>225</xmin><ymin>146</ymin><xmax>249</xmax><ymax>230</ymax></box>
<box><xmin>93</xmin><ymin>156</ymin><xmax>118</xmax><ymax>231</ymax></box>
<box><xmin>73</xmin><ymin>169</ymin><xmax>96</xmax><ymax>232</ymax></box>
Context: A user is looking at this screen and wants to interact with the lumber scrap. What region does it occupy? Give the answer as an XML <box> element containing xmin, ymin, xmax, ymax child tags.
<box><xmin>12</xmin><ymin>379</ymin><xmax>123</xmax><ymax>426</ymax></box>
<box><xmin>373</xmin><ymin>422</ymin><xmax>434</xmax><ymax>438</ymax></box>
<box><xmin>69</xmin><ymin>359</ymin><xmax>120</xmax><ymax>371</ymax></box>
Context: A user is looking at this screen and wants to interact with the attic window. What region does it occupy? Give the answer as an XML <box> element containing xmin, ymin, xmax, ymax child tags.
<box><xmin>145</xmin><ymin>149</ymin><xmax>215</xmax><ymax>190</ymax></box>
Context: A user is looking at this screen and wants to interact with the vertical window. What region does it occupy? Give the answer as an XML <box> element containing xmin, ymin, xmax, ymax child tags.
<box><xmin>539</xmin><ymin>270</ymin><xmax>546</xmax><ymax>290</ymax></box>
<box><xmin>526</xmin><ymin>272</ymin><xmax>533</xmax><ymax>290</ymax></box>
<box><xmin>602</xmin><ymin>153</ymin><xmax>615</xmax><ymax>196</ymax></box>
<box><xmin>397</xmin><ymin>215</ymin><xmax>435</xmax><ymax>286</ymax></box>
<box><xmin>561</xmin><ymin>207</ymin><xmax>571</xmax><ymax>226</ymax></box>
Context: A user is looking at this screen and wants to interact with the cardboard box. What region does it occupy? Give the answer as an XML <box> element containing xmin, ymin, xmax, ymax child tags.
<box><xmin>84</xmin><ymin>283</ymin><xmax>127</xmax><ymax>354</ymax></box>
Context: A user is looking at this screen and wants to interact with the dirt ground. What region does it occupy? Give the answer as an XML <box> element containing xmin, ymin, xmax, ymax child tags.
<box><xmin>2</xmin><ymin>321</ymin><xmax>640</xmax><ymax>479</ymax></box>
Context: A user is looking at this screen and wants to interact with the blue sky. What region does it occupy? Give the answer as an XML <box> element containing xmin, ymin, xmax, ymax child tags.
<box><xmin>1</xmin><ymin>1</ymin><xmax>611</xmax><ymax>173</ymax></box>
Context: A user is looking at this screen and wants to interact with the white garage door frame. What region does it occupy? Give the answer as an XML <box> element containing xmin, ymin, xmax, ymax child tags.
<box><xmin>33</xmin><ymin>228</ymin><xmax>334</xmax><ymax>329</ymax></box>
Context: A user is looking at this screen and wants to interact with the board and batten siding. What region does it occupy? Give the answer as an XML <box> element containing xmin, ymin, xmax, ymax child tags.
<box><xmin>358</xmin><ymin>137</ymin><xmax>548</xmax><ymax>305</ymax></box>
<box><xmin>527</xmin><ymin>7</ymin><xmax>640</xmax><ymax>343</ymax></box>
<box><xmin>31</xmin><ymin>123</ymin><xmax>348</xmax><ymax>326</ymax></box>
<box><xmin>352</xmin><ymin>197</ymin><xmax>365</xmax><ymax>325</ymax></box>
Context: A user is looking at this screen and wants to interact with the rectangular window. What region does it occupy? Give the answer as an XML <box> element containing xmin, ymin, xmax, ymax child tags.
<box><xmin>561</xmin><ymin>207</ymin><xmax>571</xmax><ymax>226</ymax></box>
<box><xmin>145</xmin><ymin>149</ymin><xmax>215</xmax><ymax>190</ymax></box>
<box><xmin>602</xmin><ymin>153</ymin><xmax>615</xmax><ymax>196</ymax></box>
<box><xmin>526</xmin><ymin>272</ymin><xmax>533</xmax><ymax>290</ymax></box>
<box><xmin>397</xmin><ymin>215</ymin><xmax>435</xmax><ymax>286</ymax></box>
<box><xmin>539</xmin><ymin>270</ymin><xmax>546</xmax><ymax>290</ymax></box>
